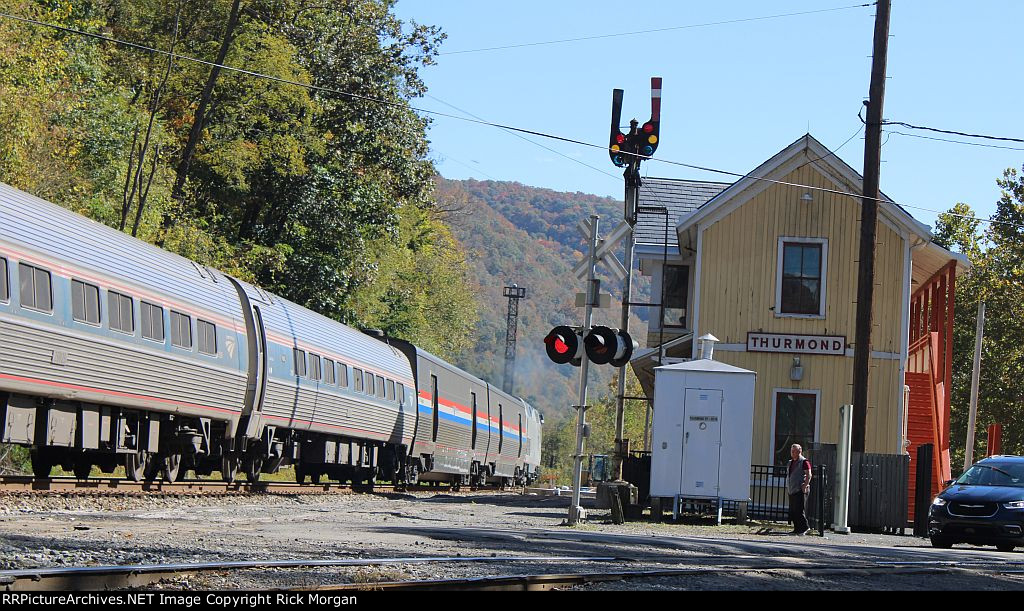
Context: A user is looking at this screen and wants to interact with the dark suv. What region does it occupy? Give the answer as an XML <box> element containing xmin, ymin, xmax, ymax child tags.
<box><xmin>929</xmin><ymin>455</ymin><xmax>1024</xmax><ymax>552</ymax></box>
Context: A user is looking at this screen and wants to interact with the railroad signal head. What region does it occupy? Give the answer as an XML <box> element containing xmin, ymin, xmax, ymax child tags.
<box><xmin>544</xmin><ymin>325</ymin><xmax>584</xmax><ymax>366</ymax></box>
<box><xmin>609</xmin><ymin>89</ymin><xmax>627</xmax><ymax>167</ymax></box>
<box><xmin>584</xmin><ymin>326</ymin><xmax>637</xmax><ymax>366</ymax></box>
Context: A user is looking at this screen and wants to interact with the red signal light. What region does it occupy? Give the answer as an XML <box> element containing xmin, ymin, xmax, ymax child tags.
<box><xmin>615</xmin><ymin>133</ymin><xmax>626</xmax><ymax>144</ymax></box>
<box><xmin>545</xmin><ymin>325</ymin><xmax>583</xmax><ymax>365</ymax></box>
<box><xmin>642</xmin><ymin>122</ymin><xmax>654</xmax><ymax>134</ymax></box>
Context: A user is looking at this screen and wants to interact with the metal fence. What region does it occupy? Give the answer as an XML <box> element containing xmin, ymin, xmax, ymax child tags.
<box><xmin>746</xmin><ymin>445</ymin><xmax>909</xmax><ymax>534</ymax></box>
<box><xmin>747</xmin><ymin>463</ymin><xmax>828</xmax><ymax>534</ymax></box>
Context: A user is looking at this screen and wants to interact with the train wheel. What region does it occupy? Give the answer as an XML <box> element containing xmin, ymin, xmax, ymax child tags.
<box><xmin>221</xmin><ymin>454</ymin><xmax>238</xmax><ymax>484</ymax></box>
<box><xmin>72</xmin><ymin>460</ymin><xmax>92</xmax><ymax>480</ymax></box>
<box><xmin>162</xmin><ymin>452</ymin><xmax>182</xmax><ymax>482</ymax></box>
<box><xmin>294</xmin><ymin>462</ymin><xmax>306</xmax><ymax>484</ymax></box>
<box><xmin>309</xmin><ymin>470</ymin><xmax>321</xmax><ymax>485</ymax></box>
<box><xmin>125</xmin><ymin>451</ymin><xmax>148</xmax><ymax>482</ymax></box>
<box><xmin>30</xmin><ymin>449</ymin><xmax>53</xmax><ymax>479</ymax></box>
<box><xmin>243</xmin><ymin>452</ymin><xmax>263</xmax><ymax>482</ymax></box>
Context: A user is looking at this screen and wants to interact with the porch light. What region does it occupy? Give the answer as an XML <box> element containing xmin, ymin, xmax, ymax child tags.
<box><xmin>790</xmin><ymin>357</ymin><xmax>804</xmax><ymax>381</ymax></box>
<box><xmin>801</xmin><ymin>192</ymin><xmax>813</xmax><ymax>203</ymax></box>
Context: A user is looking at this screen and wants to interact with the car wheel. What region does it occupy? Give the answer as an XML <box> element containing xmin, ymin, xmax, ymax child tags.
<box><xmin>996</xmin><ymin>543</ymin><xmax>1016</xmax><ymax>553</ymax></box>
<box><xmin>930</xmin><ymin>535</ymin><xmax>954</xmax><ymax>549</ymax></box>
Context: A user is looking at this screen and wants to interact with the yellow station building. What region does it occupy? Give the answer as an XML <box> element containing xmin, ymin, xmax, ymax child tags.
<box><xmin>631</xmin><ymin>134</ymin><xmax>966</xmax><ymax>474</ymax></box>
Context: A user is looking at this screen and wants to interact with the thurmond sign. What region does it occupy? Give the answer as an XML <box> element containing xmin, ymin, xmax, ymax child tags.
<box><xmin>747</xmin><ymin>332</ymin><xmax>846</xmax><ymax>355</ymax></box>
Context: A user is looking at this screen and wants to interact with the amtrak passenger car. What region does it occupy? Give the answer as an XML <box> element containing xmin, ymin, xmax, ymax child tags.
<box><xmin>0</xmin><ymin>181</ymin><xmax>541</xmax><ymax>486</ymax></box>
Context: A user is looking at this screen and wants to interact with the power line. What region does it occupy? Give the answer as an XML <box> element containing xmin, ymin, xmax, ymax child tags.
<box><xmin>886</xmin><ymin>130</ymin><xmax>1024</xmax><ymax>152</ymax></box>
<box><xmin>2</xmin><ymin>10</ymin><xmax>1019</xmax><ymax>232</ymax></box>
<box><xmin>881</xmin><ymin>119</ymin><xmax>1024</xmax><ymax>144</ymax></box>
<box><xmin>439</xmin><ymin>3</ymin><xmax>874</xmax><ymax>55</ymax></box>
<box><xmin>425</xmin><ymin>94</ymin><xmax>620</xmax><ymax>182</ymax></box>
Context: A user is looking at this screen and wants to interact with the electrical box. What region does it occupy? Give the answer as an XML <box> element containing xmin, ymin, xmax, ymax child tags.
<box><xmin>649</xmin><ymin>359</ymin><xmax>756</xmax><ymax>503</ymax></box>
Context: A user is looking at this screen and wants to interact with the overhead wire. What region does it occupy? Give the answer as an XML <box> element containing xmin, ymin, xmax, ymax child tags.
<box><xmin>886</xmin><ymin>130</ymin><xmax>1024</xmax><ymax>152</ymax></box>
<box><xmin>880</xmin><ymin>120</ymin><xmax>1024</xmax><ymax>144</ymax></box>
<box><xmin>439</xmin><ymin>2</ymin><xmax>875</xmax><ymax>55</ymax></box>
<box><xmin>1</xmin><ymin>9</ymin><xmax>1019</xmax><ymax>232</ymax></box>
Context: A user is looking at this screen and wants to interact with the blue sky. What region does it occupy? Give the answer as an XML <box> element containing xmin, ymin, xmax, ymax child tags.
<box><xmin>393</xmin><ymin>0</ymin><xmax>1023</xmax><ymax>232</ymax></box>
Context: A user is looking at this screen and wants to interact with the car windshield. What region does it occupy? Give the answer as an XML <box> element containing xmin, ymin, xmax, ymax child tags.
<box><xmin>954</xmin><ymin>463</ymin><xmax>1024</xmax><ymax>487</ymax></box>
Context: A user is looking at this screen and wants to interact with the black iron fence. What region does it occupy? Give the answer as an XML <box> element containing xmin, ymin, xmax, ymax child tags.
<box><xmin>744</xmin><ymin>445</ymin><xmax>909</xmax><ymax>534</ymax></box>
<box><xmin>747</xmin><ymin>463</ymin><xmax>828</xmax><ymax>535</ymax></box>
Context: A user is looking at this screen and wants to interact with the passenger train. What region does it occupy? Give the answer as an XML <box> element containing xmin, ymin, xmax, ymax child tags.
<box><xmin>0</xmin><ymin>181</ymin><xmax>542</xmax><ymax>487</ymax></box>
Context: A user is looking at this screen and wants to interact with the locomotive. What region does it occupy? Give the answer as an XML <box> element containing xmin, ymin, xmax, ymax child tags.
<box><xmin>0</xmin><ymin>181</ymin><xmax>542</xmax><ymax>487</ymax></box>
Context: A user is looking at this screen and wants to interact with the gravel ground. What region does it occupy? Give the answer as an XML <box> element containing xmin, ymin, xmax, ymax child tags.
<box><xmin>1</xmin><ymin>490</ymin><xmax>1022</xmax><ymax>590</ymax></box>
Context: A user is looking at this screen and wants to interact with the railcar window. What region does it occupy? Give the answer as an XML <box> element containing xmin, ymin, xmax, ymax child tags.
<box><xmin>310</xmin><ymin>354</ymin><xmax>321</xmax><ymax>381</ymax></box>
<box><xmin>498</xmin><ymin>405</ymin><xmax>504</xmax><ymax>454</ymax></box>
<box><xmin>339</xmin><ymin>363</ymin><xmax>349</xmax><ymax>388</ymax></box>
<box><xmin>18</xmin><ymin>263</ymin><xmax>52</xmax><ymax>312</ymax></box>
<box><xmin>366</xmin><ymin>372</ymin><xmax>375</xmax><ymax>397</ymax></box>
<box><xmin>375</xmin><ymin>375</ymin><xmax>385</xmax><ymax>399</ymax></box>
<box><xmin>386</xmin><ymin>379</ymin><xmax>395</xmax><ymax>401</ymax></box>
<box><xmin>397</xmin><ymin>383</ymin><xmax>404</xmax><ymax>405</ymax></box>
<box><xmin>170</xmin><ymin>311</ymin><xmax>192</xmax><ymax>349</ymax></box>
<box><xmin>324</xmin><ymin>359</ymin><xmax>336</xmax><ymax>385</ymax></box>
<box><xmin>108</xmin><ymin>291</ymin><xmax>134</xmax><ymax>333</ymax></box>
<box><xmin>0</xmin><ymin>257</ymin><xmax>8</xmax><ymax>302</ymax></box>
<box><xmin>71</xmin><ymin>280</ymin><xmax>100</xmax><ymax>325</ymax></box>
<box><xmin>197</xmin><ymin>320</ymin><xmax>217</xmax><ymax>355</ymax></box>
<box><xmin>293</xmin><ymin>348</ymin><xmax>307</xmax><ymax>377</ymax></box>
<box><xmin>353</xmin><ymin>368</ymin><xmax>364</xmax><ymax>393</ymax></box>
<box><xmin>471</xmin><ymin>392</ymin><xmax>478</xmax><ymax>450</ymax></box>
<box><xmin>431</xmin><ymin>375</ymin><xmax>439</xmax><ymax>443</ymax></box>
<box><xmin>518</xmin><ymin>414</ymin><xmax>523</xmax><ymax>457</ymax></box>
<box><xmin>141</xmin><ymin>302</ymin><xmax>165</xmax><ymax>342</ymax></box>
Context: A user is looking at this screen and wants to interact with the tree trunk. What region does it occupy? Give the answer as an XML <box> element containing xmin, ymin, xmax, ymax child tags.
<box><xmin>170</xmin><ymin>0</ymin><xmax>243</xmax><ymax>208</ymax></box>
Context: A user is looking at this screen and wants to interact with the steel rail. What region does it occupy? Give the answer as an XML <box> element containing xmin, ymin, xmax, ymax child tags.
<box><xmin>0</xmin><ymin>476</ymin><xmax>514</xmax><ymax>495</ymax></box>
<box><xmin>304</xmin><ymin>563</ymin><xmax>1019</xmax><ymax>592</ymax></box>
<box><xmin>0</xmin><ymin>556</ymin><xmax>618</xmax><ymax>592</ymax></box>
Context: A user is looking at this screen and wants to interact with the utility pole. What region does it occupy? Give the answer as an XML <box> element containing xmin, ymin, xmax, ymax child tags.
<box><xmin>851</xmin><ymin>0</ymin><xmax>891</xmax><ymax>452</ymax></box>
<box><xmin>569</xmin><ymin>215</ymin><xmax>600</xmax><ymax>526</ymax></box>
<box><xmin>502</xmin><ymin>285</ymin><xmax>527</xmax><ymax>395</ymax></box>
<box><xmin>965</xmin><ymin>301</ymin><xmax>985</xmax><ymax>469</ymax></box>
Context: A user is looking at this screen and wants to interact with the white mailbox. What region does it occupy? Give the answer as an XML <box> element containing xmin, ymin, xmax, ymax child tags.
<box><xmin>649</xmin><ymin>359</ymin><xmax>756</xmax><ymax>509</ymax></box>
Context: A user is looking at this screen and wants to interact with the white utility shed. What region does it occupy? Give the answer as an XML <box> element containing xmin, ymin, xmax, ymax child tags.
<box><xmin>649</xmin><ymin>359</ymin><xmax>756</xmax><ymax>519</ymax></box>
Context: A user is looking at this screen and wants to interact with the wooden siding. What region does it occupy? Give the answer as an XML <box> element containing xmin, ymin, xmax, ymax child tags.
<box><xmin>696</xmin><ymin>164</ymin><xmax>907</xmax><ymax>456</ymax></box>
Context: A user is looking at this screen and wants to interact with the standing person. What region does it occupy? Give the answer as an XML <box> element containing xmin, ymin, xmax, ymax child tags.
<box><xmin>787</xmin><ymin>444</ymin><xmax>813</xmax><ymax>535</ymax></box>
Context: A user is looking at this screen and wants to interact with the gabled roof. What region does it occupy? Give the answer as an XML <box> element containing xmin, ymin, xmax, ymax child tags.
<box><xmin>634</xmin><ymin>178</ymin><xmax>729</xmax><ymax>251</ymax></box>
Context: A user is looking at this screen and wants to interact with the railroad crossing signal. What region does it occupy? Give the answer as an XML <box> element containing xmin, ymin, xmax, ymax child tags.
<box><xmin>544</xmin><ymin>325</ymin><xmax>637</xmax><ymax>367</ymax></box>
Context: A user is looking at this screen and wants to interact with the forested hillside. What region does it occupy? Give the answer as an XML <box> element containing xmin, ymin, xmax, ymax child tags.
<box><xmin>434</xmin><ymin>178</ymin><xmax>649</xmax><ymax>421</ymax></box>
<box><xmin>0</xmin><ymin>0</ymin><xmax>474</xmax><ymax>359</ymax></box>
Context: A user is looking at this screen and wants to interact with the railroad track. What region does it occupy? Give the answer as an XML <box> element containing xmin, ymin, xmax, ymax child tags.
<box><xmin>0</xmin><ymin>475</ymin><xmax>515</xmax><ymax>495</ymax></box>
<box><xmin>4</xmin><ymin>555</ymin><xmax>1021</xmax><ymax>592</ymax></box>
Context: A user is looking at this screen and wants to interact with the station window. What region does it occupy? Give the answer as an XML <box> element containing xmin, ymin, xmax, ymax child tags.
<box><xmin>18</xmin><ymin>263</ymin><xmax>52</xmax><ymax>312</ymax></box>
<box><xmin>170</xmin><ymin>311</ymin><xmax>192</xmax><ymax>349</ymax></box>
<box><xmin>353</xmin><ymin>368</ymin><xmax>364</xmax><ymax>393</ymax></box>
<box><xmin>662</xmin><ymin>265</ymin><xmax>689</xmax><ymax>328</ymax></box>
<box><xmin>293</xmin><ymin>348</ymin><xmax>307</xmax><ymax>377</ymax></box>
<box><xmin>338</xmin><ymin>363</ymin><xmax>349</xmax><ymax>388</ymax></box>
<box><xmin>141</xmin><ymin>302</ymin><xmax>165</xmax><ymax>342</ymax></box>
<box><xmin>773</xmin><ymin>391</ymin><xmax>818</xmax><ymax>465</ymax></box>
<box><xmin>777</xmin><ymin>238</ymin><xmax>827</xmax><ymax>317</ymax></box>
<box><xmin>71</xmin><ymin>280</ymin><xmax>100</xmax><ymax>325</ymax></box>
<box><xmin>197</xmin><ymin>319</ymin><xmax>217</xmax><ymax>355</ymax></box>
<box><xmin>0</xmin><ymin>257</ymin><xmax>8</xmax><ymax>302</ymax></box>
<box><xmin>108</xmin><ymin>291</ymin><xmax>134</xmax><ymax>333</ymax></box>
<box><xmin>324</xmin><ymin>359</ymin><xmax>336</xmax><ymax>385</ymax></box>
